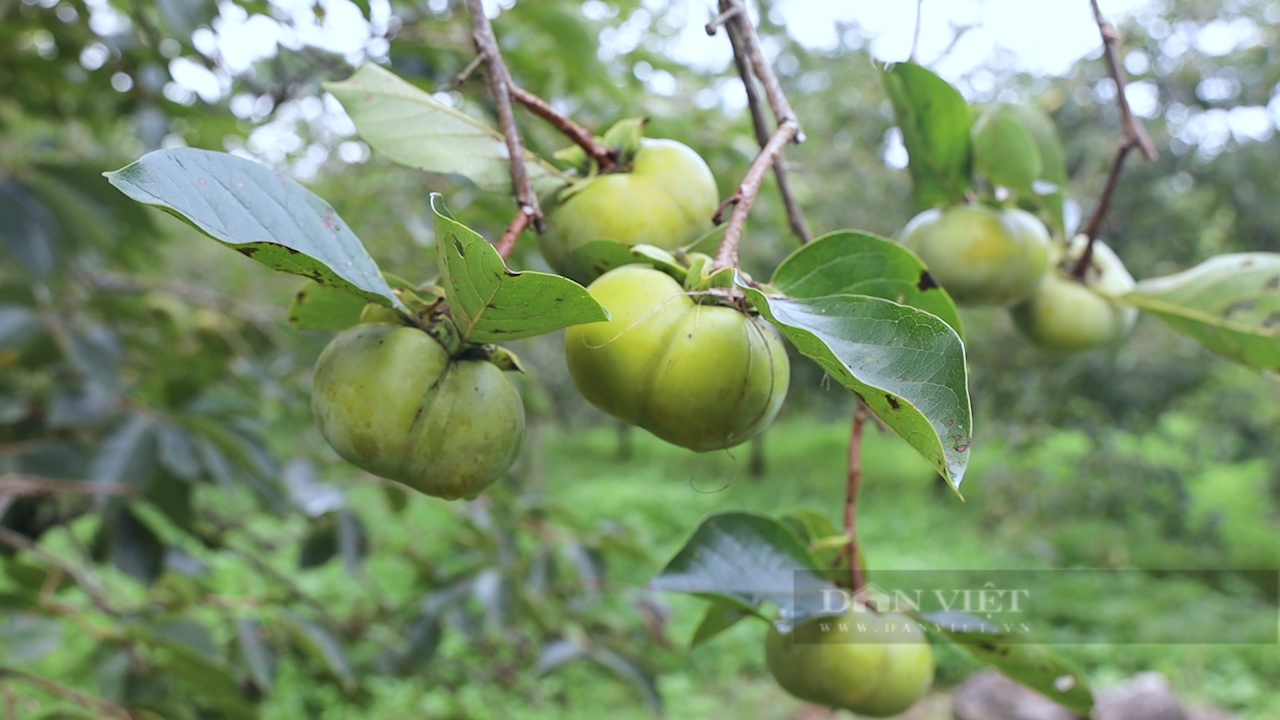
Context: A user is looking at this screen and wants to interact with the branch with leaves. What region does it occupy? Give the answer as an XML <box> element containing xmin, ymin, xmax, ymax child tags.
<box><xmin>1074</xmin><ymin>0</ymin><xmax>1157</xmax><ymax>278</ymax></box>
<box><xmin>708</xmin><ymin>0</ymin><xmax>809</xmax><ymax>270</ymax></box>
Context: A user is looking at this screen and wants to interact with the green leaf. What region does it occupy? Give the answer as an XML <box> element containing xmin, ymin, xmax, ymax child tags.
<box><xmin>740</xmin><ymin>283</ymin><xmax>971</xmax><ymax>491</ymax></box>
<box><xmin>770</xmin><ymin>230</ymin><xmax>963</xmax><ymax>338</ymax></box>
<box><xmin>324</xmin><ymin>64</ymin><xmax>569</xmax><ymax>195</ymax></box>
<box><xmin>972</xmin><ymin>104</ymin><xmax>1042</xmax><ymax>197</ymax></box>
<box><xmin>105</xmin><ymin>505</ymin><xmax>166</xmax><ymax>585</ymax></box>
<box><xmin>1005</xmin><ymin>103</ymin><xmax>1067</xmax><ymax>236</ymax></box>
<box><xmin>1127</xmin><ymin>253</ymin><xmax>1280</xmax><ymax>370</ymax></box>
<box><xmin>105</xmin><ymin>148</ymin><xmax>401</xmax><ymax>309</ymax></box>
<box><xmin>278</xmin><ymin>611</ymin><xmax>357</xmax><ymax>694</ymax></box>
<box><xmin>430</xmin><ymin>194</ymin><xmax>608</xmax><ymax>344</ymax></box>
<box><xmin>236</xmin><ymin>618</ymin><xmax>275</xmax><ymax>693</ymax></box>
<box><xmin>130</xmin><ymin>622</ymin><xmax>258</xmax><ymax>717</ymax></box>
<box><xmin>91</xmin><ymin>414</ymin><xmax>156</xmax><ymax>490</ymax></box>
<box><xmin>689</xmin><ymin>599</ymin><xmax>750</xmax><ymax>647</ymax></box>
<box><xmin>0</xmin><ymin>177</ymin><xmax>59</xmax><ymax>278</ymax></box>
<box><xmin>649</xmin><ymin>511</ymin><xmax>838</xmax><ymax>624</ymax></box>
<box><xmin>155</xmin><ymin>423</ymin><xmax>200</xmax><ymax>482</ymax></box>
<box><xmin>881</xmin><ymin>62</ymin><xmax>972</xmax><ymax>209</ymax></box>
<box><xmin>919</xmin><ymin>610</ymin><xmax>1094</xmax><ymax>715</ymax></box>
<box><xmin>585</xmin><ymin>648</ymin><xmax>664</xmax><ymax>717</ymax></box>
<box><xmin>287</xmin><ymin>279</ymin><xmax>368</xmax><ymax>330</ymax></box>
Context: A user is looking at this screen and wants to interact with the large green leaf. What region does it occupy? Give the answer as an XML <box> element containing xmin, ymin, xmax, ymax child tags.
<box><xmin>649</xmin><ymin>511</ymin><xmax>840</xmax><ymax>624</ymax></box>
<box><xmin>881</xmin><ymin>62</ymin><xmax>972</xmax><ymax>209</ymax></box>
<box><xmin>740</xmin><ymin>283</ymin><xmax>971</xmax><ymax>491</ymax></box>
<box><xmin>770</xmin><ymin>230</ymin><xmax>963</xmax><ymax>337</ymax></box>
<box><xmin>324</xmin><ymin>63</ymin><xmax>569</xmax><ymax>195</ymax></box>
<box><xmin>105</xmin><ymin>148</ymin><xmax>401</xmax><ymax>309</ymax></box>
<box><xmin>1127</xmin><ymin>253</ymin><xmax>1280</xmax><ymax>370</ymax></box>
<box><xmin>919</xmin><ymin>611</ymin><xmax>1094</xmax><ymax>715</ymax></box>
<box><xmin>430</xmin><ymin>195</ymin><xmax>607</xmax><ymax>344</ymax></box>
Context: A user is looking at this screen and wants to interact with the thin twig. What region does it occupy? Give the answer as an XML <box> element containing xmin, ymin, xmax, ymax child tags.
<box><xmin>495</xmin><ymin>208</ymin><xmax>532</xmax><ymax>260</ymax></box>
<box><xmin>911</xmin><ymin>0</ymin><xmax>924</xmax><ymax>62</ymax></box>
<box><xmin>448</xmin><ymin>53</ymin><xmax>485</xmax><ymax>91</ymax></box>
<box><xmin>704</xmin><ymin>5</ymin><xmax>740</xmax><ymax>35</ymax></box>
<box><xmin>844</xmin><ymin>404</ymin><xmax>868</xmax><ymax>599</ymax></box>
<box><xmin>508</xmin><ymin>85</ymin><xmax>616</xmax><ymax>172</ymax></box>
<box><xmin>721</xmin><ymin>9</ymin><xmax>811</xmax><ymax>243</ymax></box>
<box><xmin>0</xmin><ymin>525</ymin><xmax>119</xmax><ymax>617</ymax></box>
<box><xmin>0</xmin><ymin>666</ymin><xmax>135</xmax><ymax>719</ymax></box>
<box><xmin>713</xmin><ymin>121</ymin><xmax>800</xmax><ymax>270</ymax></box>
<box><xmin>718</xmin><ymin>0</ymin><xmax>804</xmax><ymax>142</ymax></box>
<box><xmin>467</xmin><ymin>0</ymin><xmax>544</xmax><ymax>234</ymax></box>
<box><xmin>0</xmin><ymin>474</ymin><xmax>133</xmax><ymax>498</ymax></box>
<box><xmin>1074</xmin><ymin>0</ymin><xmax>1157</xmax><ymax>279</ymax></box>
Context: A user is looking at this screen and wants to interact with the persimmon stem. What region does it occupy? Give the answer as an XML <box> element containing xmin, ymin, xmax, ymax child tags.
<box><xmin>845</xmin><ymin>403</ymin><xmax>869</xmax><ymax>599</ymax></box>
<box><xmin>1074</xmin><ymin>0</ymin><xmax>1157</xmax><ymax>279</ymax></box>
<box><xmin>714</xmin><ymin>120</ymin><xmax>801</xmax><ymax>270</ymax></box>
<box><xmin>507</xmin><ymin>85</ymin><xmax>616</xmax><ymax>173</ymax></box>
<box><xmin>467</xmin><ymin>0</ymin><xmax>543</xmax><ymax>238</ymax></box>
<box><xmin>496</xmin><ymin>208</ymin><xmax>532</xmax><ymax>260</ymax></box>
<box><xmin>719</xmin><ymin>8</ymin><xmax>811</xmax><ymax>244</ymax></box>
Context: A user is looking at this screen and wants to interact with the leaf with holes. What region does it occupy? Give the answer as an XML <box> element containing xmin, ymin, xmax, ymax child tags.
<box><xmin>740</xmin><ymin>282</ymin><xmax>971</xmax><ymax>491</ymax></box>
<box><xmin>431</xmin><ymin>194</ymin><xmax>607</xmax><ymax>344</ymax></box>
<box><xmin>882</xmin><ymin>62</ymin><xmax>972</xmax><ymax>209</ymax></box>
<box><xmin>1127</xmin><ymin>253</ymin><xmax>1280</xmax><ymax>370</ymax></box>
<box><xmin>771</xmin><ymin>230</ymin><xmax>963</xmax><ymax>337</ymax></box>
<box><xmin>919</xmin><ymin>610</ymin><xmax>1094</xmax><ymax>715</ymax></box>
<box><xmin>105</xmin><ymin>148</ymin><xmax>401</xmax><ymax>309</ymax></box>
<box><xmin>650</xmin><ymin>511</ymin><xmax>838</xmax><ymax>625</ymax></box>
<box><xmin>325</xmin><ymin>63</ymin><xmax>569</xmax><ymax>195</ymax></box>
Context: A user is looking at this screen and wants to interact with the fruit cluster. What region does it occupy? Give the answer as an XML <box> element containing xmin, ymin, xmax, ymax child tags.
<box><xmin>901</xmin><ymin>203</ymin><xmax>1137</xmax><ymax>352</ymax></box>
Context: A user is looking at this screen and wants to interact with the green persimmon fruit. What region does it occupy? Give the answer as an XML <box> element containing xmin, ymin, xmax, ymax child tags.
<box><xmin>564</xmin><ymin>265</ymin><xmax>788</xmax><ymax>452</ymax></box>
<box><xmin>538</xmin><ymin>139</ymin><xmax>719</xmax><ymax>272</ymax></box>
<box><xmin>765</xmin><ymin>610</ymin><xmax>934</xmax><ymax>717</ymax></box>
<box><xmin>311</xmin><ymin>323</ymin><xmax>524</xmax><ymax>500</ymax></box>
<box><xmin>900</xmin><ymin>204</ymin><xmax>1051</xmax><ymax>306</ymax></box>
<box><xmin>1011</xmin><ymin>234</ymin><xmax>1137</xmax><ymax>353</ymax></box>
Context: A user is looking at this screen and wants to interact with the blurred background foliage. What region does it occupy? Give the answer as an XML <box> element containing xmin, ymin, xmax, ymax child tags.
<box><xmin>1</xmin><ymin>0</ymin><xmax>1279</xmax><ymax>717</ymax></box>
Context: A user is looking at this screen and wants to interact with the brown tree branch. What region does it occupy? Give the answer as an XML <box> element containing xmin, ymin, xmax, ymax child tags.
<box><xmin>0</xmin><ymin>526</ymin><xmax>120</xmax><ymax>617</ymax></box>
<box><xmin>718</xmin><ymin>9</ymin><xmax>811</xmax><ymax>244</ymax></box>
<box><xmin>844</xmin><ymin>404</ymin><xmax>869</xmax><ymax>598</ymax></box>
<box><xmin>1074</xmin><ymin>0</ymin><xmax>1157</xmax><ymax>279</ymax></box>
<box><xmin>718</xmin><ymin>0</ymin><xmax>803</xmax><ymax>141</ymax></box>
<box><xmin>495</xmin><ymin>208</ymin><xmax>532</xmax><ymax>259</ymax></box>
<box><xmin>714</xmin><ymin>120</ymin><xmax>801</xmax><ymax>270</ymax></box>
<box><xmin>0</xmin><ymin>666</ymin><xmax>135</xmax><ymax>719</ymax></box>
<box><xmin>467</xmin><ymin>0</ymin><xmax>543</xmax><ymax>245</ymax></box>
<box><xmin>507</xmin><ymin>85</ymin><xmax>616</xmax><ymax>172</ymax></box>
<box><xmin>0</xmin><ymin>474</ymin><xmax>133</xmax><ymax>498</ymax></box>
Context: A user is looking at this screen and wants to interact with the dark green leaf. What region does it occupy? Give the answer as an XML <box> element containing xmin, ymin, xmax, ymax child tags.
<box><xmin>881</xmin><ymin>62</ymin><xmax>972</xmax><ymax>209</ymax></box>
<box><xmin>298</xmin><ymin>517</ymin><xmax>338</xmax><ymax>570</ymax></box>
<box><xmin>650</xmin><ymin>511</ymin><xmax>837</xmax><ymax>624</ymax></box>
<box><xmin>0</xmin><ymin>306</ymin><xmax>39</xmax><ymax>349</ymax></box>
<box><xmin>131</xmin><ymin>622</ymin><xmax>258</xmax><ymax>717</ymax></box>
<box><xmin>1128</xmin><ymin>253</ymin><xmax>1280</xmax><ymax>370</ymax></box>
<box><xmin>770</xmin><ymin>230</ymin><xmax>963</xmax><ymax>337</ymax></box>
<box><xmin>920</xmin><ymin>610</ymin><xmax>1094</xmax><ymax>714</ymax></box>
<box><xmin>0</xmin><ymin>615</ymin><xmax>62</xmax><ymax>662</ymax></box>
<box><xmin>287</xmin><ymin>279</ymin><xmax>368</xmax><ymax>331</ymax></box>
<box><xmin>278</xmin><ymin>611</ymin><xmax>357</xmax><ymax>694</ymax></box>
<box><xmin>236</xmin><ymin>618</ymin><xmax>275</xmax><ymax>693</ymax></box>
<box><xmin>108</xmin><ymin>506</ymin><xmax>166</xmax><ymax>584</ymax></box>
<box><xmin>336</xmin><ymin>509</ymin><xmax>366</xmax><ymax>574</ymax></box>
<box><xmin>105</xmin><ymin>148</ymin><xmax>401</xmax><ymax>309</ymax></box>
<box><xmin>324</xmin><ymin>64</ymin><xmax>569</xmax><ymax>194</ymax></box>
<box><xmin>740</xmin><ymin>283</ymin><xmax>971</xmax><ymax>490</ymax></box>
<box><xmin>155</xmin><ymin>424</ymin><xmax>201</xmax><ymax>482</ymax></box>
<box><xmin>431</xmin><ymin>194</ymin><xmax>608</xmax><ymax>343</ymax></box>
<box><xmin>91</xmin><ymin>414</ymin><xmax>156</xmax><ymax>490</ymax></box>
<box><xmin>0</xmin><ymin>177</ymin><xmax>59</xmax><ymax>278</ymax></box>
